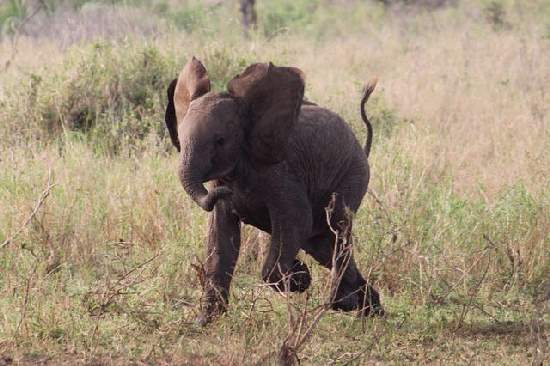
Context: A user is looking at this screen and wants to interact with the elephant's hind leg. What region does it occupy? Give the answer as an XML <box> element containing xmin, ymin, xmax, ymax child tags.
<box><xmin>303</xmin><ymin>193</ymin><xmax>383</xmax><ymax>315</ymax></box>
<box><xmin>304</xmin><ymin>231</ymin><xmax>382</xmax><ymax>315</ymax></box>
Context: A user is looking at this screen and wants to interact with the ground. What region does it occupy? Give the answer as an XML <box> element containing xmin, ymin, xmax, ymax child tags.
<box><xmin>0</xmin><ymin>0</ymin><xmax>548</xmax><ymax>364</ymax></box>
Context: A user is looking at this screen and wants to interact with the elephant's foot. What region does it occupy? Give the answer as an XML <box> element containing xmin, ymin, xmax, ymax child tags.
<box><xmin>264</xmin><ymin>259</ymin><xmax>312</xmax><ymax>293</ymax></box>
<box><xmin>196</xmin><ymin>291</ymin><xmax>228</xmax><ymax>326</ymax></box>
<box><xmin>332</xmin><ymin>283</ymin><xmax>384</xmax><ymax>317</ymax></box>
<box><xmin>195</xmin><ymin>312</ymin><xmax>214</xmax><ymax>327</ymax></box>
<box><xmin>196</xmin><ymin>302</ymin><xmax>226</xmax><ymax>326</ymax></box>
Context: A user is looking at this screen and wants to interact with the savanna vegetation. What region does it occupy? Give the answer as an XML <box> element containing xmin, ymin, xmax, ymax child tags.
<box><xmin>0</xmin><ymin>0</ymin><xmax>548</xmax><ymax>364</ymax></box>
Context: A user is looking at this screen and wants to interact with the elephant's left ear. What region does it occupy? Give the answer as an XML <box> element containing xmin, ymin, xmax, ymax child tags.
<box><xmin>165</xmin><ymin>78</ymin><xmax>180</xmax><ymax>151</ymax></box>
<box><xmin>228</xmin><ymin>62</ymin><xmax>305</xmax><ymax>164</ymax></box>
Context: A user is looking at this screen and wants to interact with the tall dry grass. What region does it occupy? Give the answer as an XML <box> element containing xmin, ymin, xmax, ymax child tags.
<box><xmin>0</xmin><ymin>0</ymin><xmax>548</xmax><ymax>364</ymax></box>
<box><xmin>288</xmin><ymin>12</ymin><xmax>549</xmax><ymax>197</ymax></box>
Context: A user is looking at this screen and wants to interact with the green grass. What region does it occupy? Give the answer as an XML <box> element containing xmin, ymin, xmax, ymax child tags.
<box><xmin>0</xmin><ymin>138</ymin><xmax>546</xmax><ymax>364</ymax></box>
<box><xmin>0</xmin><ymin>0</ymin><xmax>549</xmax><ymax>364</ymax></box>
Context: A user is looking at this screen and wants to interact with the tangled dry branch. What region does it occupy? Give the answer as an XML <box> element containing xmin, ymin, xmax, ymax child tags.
<box><xmin>1</xmin><ymin>168</ymin><xmax>56</xmax><ymax>249</ymax></box>
<box><xmin>277</xmin><ymin>193</ymin><xmax>355</xmax><ymax>366</ymax></box>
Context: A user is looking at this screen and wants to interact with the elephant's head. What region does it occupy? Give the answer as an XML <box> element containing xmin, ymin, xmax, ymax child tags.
<box><xmin>165</xmin><ymin>57</ymin><xmax>305</xmax><ymax>211</ymax></box>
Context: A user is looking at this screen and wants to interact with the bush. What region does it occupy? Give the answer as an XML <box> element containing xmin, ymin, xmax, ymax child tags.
<box><xmin>0</xmin><ymin>0</ymin><xmax>26</xmax><ymax>36</ymax></box>
<box><xmin>0</xmin><ymin>40</ymin><xmax>264</xmax><ymax>154</ymax></box>
<box><xmin>1</xmin><ymin>41</ymin><xmax>178</xmax><ymax>153</ymax></box>
<box><xmin>167</xmin><ymin>2</ymin><xmax>210</xmax><ymax>34</ymax></box>
<box><xmin>376</xmin><ymin>0</ymin><xmax>457</xmax><ymax>8</ymax></box>
<box><xmin>483</xmin><ymin>1</ymin><xmax>511</xmax><ymax>30</ymax></box>
<box><xmin>258</xmin><ymin>0</ymin><xmax>320</xmax><ymax>38</ymax></box>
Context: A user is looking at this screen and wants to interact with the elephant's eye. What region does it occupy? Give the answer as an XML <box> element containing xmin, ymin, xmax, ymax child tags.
<box><xmin>215</xmin><ymin>137</ymin><xmax>225</xmax><ymax>147</ymax></box>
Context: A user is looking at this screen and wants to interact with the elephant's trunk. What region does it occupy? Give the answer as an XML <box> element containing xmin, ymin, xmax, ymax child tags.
<box><xmin>178</xmin><ymin>153</ymin><xmax>232</xmax><ymax>212</ymax></box>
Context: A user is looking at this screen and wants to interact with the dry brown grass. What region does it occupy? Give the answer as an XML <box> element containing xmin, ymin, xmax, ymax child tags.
<box><xmin>0</xmin><ymin>0</ymin><xmax>549</xmax><ymax>364</ymax></box>
<box><xmin>289</xmin><ymin>16</ymin><xmax>549</xmax><ymax>198</ymax></box>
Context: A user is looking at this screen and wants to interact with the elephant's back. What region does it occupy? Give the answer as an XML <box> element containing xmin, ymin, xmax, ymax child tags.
<box><xmin>288</xmin><ymin>105</ymin><xmax>369</xmax><ymax>204</ymax></box>
<box><xmin>295</xmin><ymin>105</ymin><xmax>362</xmax><ymax>149</ymax></box>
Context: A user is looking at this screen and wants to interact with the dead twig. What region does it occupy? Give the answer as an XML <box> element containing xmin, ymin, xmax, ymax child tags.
<box><xmin>453</xmin><ymin>235</ymin><xmax>498</xmax><ymax>330</ymax></box>
<box><xmin>1</xmin><ymin>169</ymin><xmax>56</xmax><ymax>249</ymax></box>
<box><xmin>86</xmin><ymin>252</ymin><xmax>161</xmax><ymax>317</ymax></box>
<box><xmin>277</xmin><ymin>193</ymin><xmax>355</xmax><ymax>366</ymax></box>
<box><xmin>15</xmin><ymin>260</ymin><xmax>39</xmax><ymax>337</ymax></box>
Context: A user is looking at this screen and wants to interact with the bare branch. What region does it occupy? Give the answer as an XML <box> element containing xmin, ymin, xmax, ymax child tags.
<box><xmin>278</xmin><ymin>193</ymin><xmax>355</xmax><ymax>365</ymax></box>
<box><xmin>15</xmin><ymin>261</ymin><xmax>39</xmax><ymax>336</ymax></box>
<box><xmin>1</xmin><ymin>169</ymin><xmax>56</xmax><ymax>249</ymax></box>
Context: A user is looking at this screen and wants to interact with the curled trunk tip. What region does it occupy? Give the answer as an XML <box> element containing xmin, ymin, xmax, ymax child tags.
<box><xmin>179</xmin><ymin>165</ymin><xmax>232</xmax><ymax>211</ymax></box>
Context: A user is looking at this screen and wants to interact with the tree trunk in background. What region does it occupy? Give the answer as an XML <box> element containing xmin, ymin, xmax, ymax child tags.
<box><xmin>240</xmin><ymin>0</ymin><xmax>257</xmax><ymax>37</ymax></box>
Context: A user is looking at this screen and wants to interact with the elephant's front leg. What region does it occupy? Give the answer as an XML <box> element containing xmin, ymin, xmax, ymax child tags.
<box><xmin>261</xmin><ymin>195</ymin><xmax>312</xmax><ymax>293</ymax></box>
<box><xmin>198</xmin><ymin>199</ymin><xmax>241</xmax><ymax>325</ymax></box>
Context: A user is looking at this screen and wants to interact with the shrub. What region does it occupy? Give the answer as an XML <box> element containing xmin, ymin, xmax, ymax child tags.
<box><xmin>258</xmin><ymin>0</ymin><xmax>320</xmax><ymax>38</ymax></box>
<box><xmin>0</xmin><ymin>40</ymin><xmax>263</xmax><ymax>154</ymax></box>
<box><xmin>375</xmin><ymin>0</ymin><xmax>457</xmax><ymax>8</ymax></box>
<box><xmin>1</xmin><ymin>41</ymin><xmax>177</xmax><ymax>153</ymax></box>
<box><xmin>167</xmin><ymin>2</ymin><xmax>210</xmax><ymax>34</ymax></box>
<box><xmin>0</xmin><ymin>0</ymin><xmax>26</xmax><ymax>36</ymax></box>
<box><xmin>483</xmin><ymin>1</ymin><xmax>511</xmax><ymax>30</ymax></box>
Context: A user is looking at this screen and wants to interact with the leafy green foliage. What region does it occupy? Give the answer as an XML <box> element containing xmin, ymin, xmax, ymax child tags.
<box><xmin>0</xmin><ymin>0</ymin><xmax>26</xmax><ymax>35</ymax></box>
<box><xmin>483</xmin><ymin>0</ymin><xmax>511</xmax><ymax>30</ymax></box>
<box><xmin>2</xmin><ymin>42</ymin><xmax>179</xmax><ymax>153</ymax></box>
<box><xmin>258</xmin><ymin>0</ymin><xmax>320</xmax><ymax>38</ymax></box>
<box><xmin>0</xmin><ymin>40</ymin><xmax>262</xmax><ymax>154</ymax></box>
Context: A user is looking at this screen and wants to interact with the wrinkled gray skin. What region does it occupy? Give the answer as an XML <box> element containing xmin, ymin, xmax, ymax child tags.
<box><xmin>165</xmin><ymin>58</ymin><xmax>383</xmax><ymax>325</ymax></box>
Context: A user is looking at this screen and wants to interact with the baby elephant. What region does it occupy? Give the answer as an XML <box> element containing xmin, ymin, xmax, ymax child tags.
<box><xmin>164</xmin><ymin>57</ymin><xmax>383</xmax><ymax>325</ymax></box>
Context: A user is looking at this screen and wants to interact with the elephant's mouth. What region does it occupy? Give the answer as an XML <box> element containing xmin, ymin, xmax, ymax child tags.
<box><xmin>180</xmin><ymin>162</ymin><xmax>236</xmax><ymax>212</ymax></box>
<box><xmin>203</xmin><ymin>163</ymin><xmax>238</xmax><ymax>183</ymax></box>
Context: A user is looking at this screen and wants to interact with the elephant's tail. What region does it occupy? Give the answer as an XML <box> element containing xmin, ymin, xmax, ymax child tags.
<box><xmin>361</xmin><ymin>79</ymin><xmax>377</xmax><ymax>159</ymax></box>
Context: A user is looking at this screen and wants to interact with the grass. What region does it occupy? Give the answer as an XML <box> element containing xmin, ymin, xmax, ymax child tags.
<box><xmin>0</xmin><ymin>0</ymin><xmax>549</xmax><ymax>364</ymax></box>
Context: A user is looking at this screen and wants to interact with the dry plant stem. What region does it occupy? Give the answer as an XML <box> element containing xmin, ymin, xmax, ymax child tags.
<box><xmin>15</xmin><ymin>261</ymin><xmax>38</xmax><ymax>337</ymax></box>
<box><xmin>278</xmin><ymin>194</ymin><xmax>354</xmax><ymax>365</ymax></box>
<box><xmin>1</xmin><ymin>169</ymin><xmax>56</xmax><ymax>249</ymax></box>
<box><xmin>484</xmin><ymin>234</ymin><xmax>524</xmax><ymax>285</ymax></box>
<box><xmin>367</xmin><ymin>189</ymin><xmax>394</xmax><ymax>225</ymax></box>
<box><xmin>2</xmin><ymin>0</ymin><xmax>48</xmax><ymax>72</ymax></box>
<box><xmin>530</xmin><ymin>299</ymin><xmax>548</xmax><ymax>366</ymax></box>
<box><xmin>91</xmin><ymin>252</ymin><xmax>161</xmax><ymax>317</ymax></box>
<box><xmin>87</xmin><ymin>321</ymin><xmax>100</xmax><ymax>357</ymax></box>
<box><xmin>454</xmin><ymin>236</ymin><xmax>497</xmax><ymax>330</ymax></box>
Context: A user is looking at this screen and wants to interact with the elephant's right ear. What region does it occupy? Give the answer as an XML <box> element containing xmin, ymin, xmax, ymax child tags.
<box><xmin>174</xmin><ymin>57</ymin><xmax>211</xmax><ymax>125</ymax></box>
<box><xmin>165</xmin><ymin>57</ymin><xmax>211</xmax><ymax>152</ymax></box>
<box><xmin>227</xmin><ymin>62</ymin><xmax>305</xmax><ymax>164</ymax></box>
<box><xmin>165</xmin><ymin>78</ymin><xmax>180</xmax><ymax>151</ymax></box>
